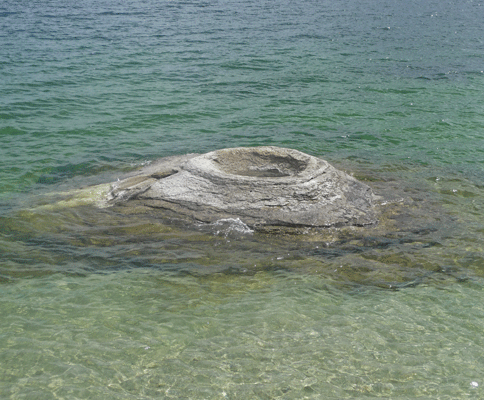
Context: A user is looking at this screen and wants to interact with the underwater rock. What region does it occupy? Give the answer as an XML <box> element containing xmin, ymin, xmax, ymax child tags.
<box><xmin>107</xmin><ymin>146</ymin><xmax>378</xmax><ymax>229</ymax></box>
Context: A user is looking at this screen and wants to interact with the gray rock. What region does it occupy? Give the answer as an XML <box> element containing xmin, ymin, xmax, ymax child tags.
<box><xmin>107</xmin><ymin>146</ymin><xmax>378</xmax><ymax>229</ymax></box>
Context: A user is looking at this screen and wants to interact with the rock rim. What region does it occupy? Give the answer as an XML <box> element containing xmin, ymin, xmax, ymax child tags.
<box><xmin>107</xmin><ymin>146</ymin><xmax>378</xmax><ymax>229</ymax></box>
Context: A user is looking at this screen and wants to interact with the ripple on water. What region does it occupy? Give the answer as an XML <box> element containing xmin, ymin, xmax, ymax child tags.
<box><xmin>1</xmin><ymin>270</ymin><xmax>484</xmax><ymax>398</ymax></box>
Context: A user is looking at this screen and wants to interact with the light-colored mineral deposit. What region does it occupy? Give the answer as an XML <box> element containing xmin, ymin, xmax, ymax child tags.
<box><xmin>106</xmin><ymin>146</ymin><xmax>378</xmax><ymax>229</ymax></box>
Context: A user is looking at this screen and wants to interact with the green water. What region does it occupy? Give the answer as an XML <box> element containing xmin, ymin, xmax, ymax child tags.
<box><xmin>1</xmin><ymin>0</ymin><xmax>484</xmax><ymax>398</ymax></box>
<box><xmin>2</xmin><ymin>271</ymin><xmax>484</xmax><ymax>399</ymax></box>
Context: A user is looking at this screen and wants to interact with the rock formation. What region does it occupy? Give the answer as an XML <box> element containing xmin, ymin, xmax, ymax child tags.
<box><xmin>107</xmin><ymin>146</ymin><xmax>377</xmax><ymax>229</ymax></box>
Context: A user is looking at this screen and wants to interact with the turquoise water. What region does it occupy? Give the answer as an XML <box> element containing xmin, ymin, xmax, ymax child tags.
<box><xmin>1</xmin><ymin>0</ymin><xmax>484</xmax><ymax>398</ymax></box>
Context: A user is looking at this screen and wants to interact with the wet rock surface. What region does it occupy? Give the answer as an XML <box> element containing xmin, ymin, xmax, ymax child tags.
<box><xmin>107</xmin><ymin>146</ymin><xmax>378</xmax><ymax>229</ymax></box>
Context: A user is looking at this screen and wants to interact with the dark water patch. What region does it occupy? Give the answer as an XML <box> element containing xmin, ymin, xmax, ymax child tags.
<box><xmin>0</xmin><ymin>11</ymin><xmax>19</xmax><ymax>17</ymax></box>
<box><xmin>36</xmin><ymin>161</ymin><xmax>119</xmax><ymax>185</ymax></box>
<box><xmin>309</xmin><ymin>234</ymin><xmax>441</xmax><ymax>260</ymax></box>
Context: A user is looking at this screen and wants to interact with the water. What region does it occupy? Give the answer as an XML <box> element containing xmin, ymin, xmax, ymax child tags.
<box><xmin>1</xmin><ymin>0</ymin><xmax>484</xmax><ymax>398</ymax></box>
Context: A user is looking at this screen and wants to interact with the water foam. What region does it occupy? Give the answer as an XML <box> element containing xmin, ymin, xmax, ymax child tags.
<box><xmin>211</xmin><ymin>218</ymin><xmax>254</xmax><ymax>236</ymax></box>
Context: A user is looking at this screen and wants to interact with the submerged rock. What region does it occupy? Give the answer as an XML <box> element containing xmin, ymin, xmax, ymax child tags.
<box><xmin>106</xmin><ymin>146</ymin><xmax>378</xmax><ymax>229</ymax></box>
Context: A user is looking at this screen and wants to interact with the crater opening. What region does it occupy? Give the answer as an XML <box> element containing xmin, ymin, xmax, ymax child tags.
<box><xmin>105</xmin><ymin>146</ymin><xmax>378</xmax><ymax>228</ymax></box>
<box><xmin>213</xmin><ymin>149</ymin><xmax>308</xmax><ymax>178</ymax></box>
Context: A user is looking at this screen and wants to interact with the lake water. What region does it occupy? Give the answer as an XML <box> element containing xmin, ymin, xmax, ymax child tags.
<box><xmin>1</xmin><ymin>0</ymin><xmax>484</xmax><ymax>398</ymax></box>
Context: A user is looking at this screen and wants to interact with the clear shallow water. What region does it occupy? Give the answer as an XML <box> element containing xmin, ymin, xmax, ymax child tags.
<box><xmin>2</xmin><ymin>271</ymin><xmax>484</xmax><ymax>399</ymax></box>
<box><xmin>1</xmin><ymin>0</ymin><xmax>484</xmax><ymax>398</ymax></box>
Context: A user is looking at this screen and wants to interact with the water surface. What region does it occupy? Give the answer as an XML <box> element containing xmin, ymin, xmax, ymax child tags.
<box><xmin>1</xmin><ymin>0</ymin><xmax>484</xmax><ymax>398</ymax></box>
